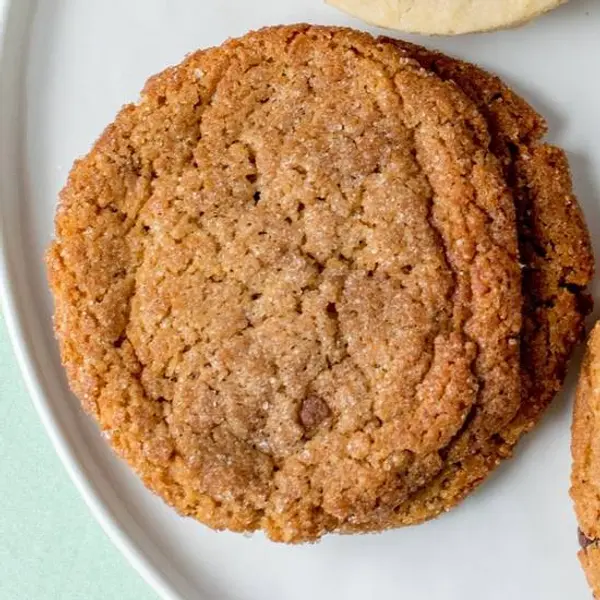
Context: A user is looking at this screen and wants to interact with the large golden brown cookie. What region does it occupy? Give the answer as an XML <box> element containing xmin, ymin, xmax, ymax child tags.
<box><xmin>47</xmin><ymin>25</ymin><xmax>524</xmax><ymax>542</ymax></box>
<box><xmin>572</xmin><ymin>324</ymin><xmax>600</xmax><ymax>597</ymax></box>
<box><xmin>381</xmin><ymin>40</ymin><xmax>593</xmax><ymax>525</ymax></box>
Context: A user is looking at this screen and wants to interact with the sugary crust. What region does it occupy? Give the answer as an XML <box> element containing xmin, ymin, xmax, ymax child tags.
<box><xmin>402</xmin><ymin>39</ymin><xmax>595</xmax><ymax>598</ymax></box>
<box><xmin>394</xmin><ymin>40</ymin><xmax>594</xmax><ymax>420</ymax></box>
<box><xmin>384</xmin><ymin>40</ymin><xmax>593</xmax><ymax>522</ymax></box>
<box><xmin>47</xmin><ymin>25</ymin><xmax>527</xmax><ymax>542</ymax></box>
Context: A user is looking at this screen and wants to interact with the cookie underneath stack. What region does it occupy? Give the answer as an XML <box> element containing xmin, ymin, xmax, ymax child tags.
<box><xmin>47</xmin><ymin>25</ymin><xmax>592</xmax><ymax>543</ymax></box>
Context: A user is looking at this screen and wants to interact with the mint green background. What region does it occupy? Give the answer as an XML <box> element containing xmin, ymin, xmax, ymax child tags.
<box><xmin>0</xmin><ymin>312</ymin><xmax>156</xmax><ymax>600</ymax></box>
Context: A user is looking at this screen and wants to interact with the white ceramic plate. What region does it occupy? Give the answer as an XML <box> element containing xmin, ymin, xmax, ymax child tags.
<box><xmin>1</xmin><ymin>1</ymin><xmax>599</xmax><ymax>598</ymax></box>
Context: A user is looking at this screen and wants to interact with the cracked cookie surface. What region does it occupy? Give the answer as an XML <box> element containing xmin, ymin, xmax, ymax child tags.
<box><xmin>384</xmin><ymin>40</ymin><xmax>593</xmax><ymax>523</ymax></box>
<box><xmin>47</xmin><ymin>25</ymin><xmax>523</xmax><ymax>542</ymax></box>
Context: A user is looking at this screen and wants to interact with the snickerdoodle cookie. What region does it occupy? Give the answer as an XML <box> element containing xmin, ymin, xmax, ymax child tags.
<box><xmin>48</xmin><ymin>25</ymin><xmax>529</xmax><ymax>542</ymax></box>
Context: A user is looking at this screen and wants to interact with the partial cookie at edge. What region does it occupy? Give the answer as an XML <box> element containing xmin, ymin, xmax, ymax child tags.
<box><xmin>572</xmin><ymin>324</ymin><xmax>600</xmax><ymax>598</ymax></box>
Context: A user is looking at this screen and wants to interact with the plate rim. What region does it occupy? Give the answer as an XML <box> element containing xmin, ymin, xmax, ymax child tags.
<box><xmin>0</xmin><ymin>2</ymin><xmax>184</xmax><ymax>598</ymax></box>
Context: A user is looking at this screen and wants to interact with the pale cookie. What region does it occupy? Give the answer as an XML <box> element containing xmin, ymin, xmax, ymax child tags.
<box><xmin>47</xmin><ymin>25</ymin><xmax>523</xmax><ymax>542</ymax></box>
<box><xmin>326</xmin><ymin>0</ymin><xmax>568</xmax><ymax>35</ymax></box>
